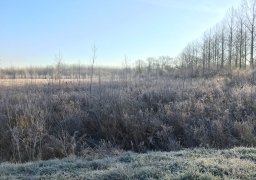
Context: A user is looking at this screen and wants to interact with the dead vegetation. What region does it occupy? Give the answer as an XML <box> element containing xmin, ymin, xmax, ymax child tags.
<box><xmin>0</xmin><ymin>69</ymin><xmax>256</xmax><ymax>163</ymax></box>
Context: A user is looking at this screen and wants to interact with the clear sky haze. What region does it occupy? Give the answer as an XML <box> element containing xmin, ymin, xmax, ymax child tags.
<box><xmin>0</xmin><ymin>0</ymin><xmax>241</xmax><ymax>68</ymax></box>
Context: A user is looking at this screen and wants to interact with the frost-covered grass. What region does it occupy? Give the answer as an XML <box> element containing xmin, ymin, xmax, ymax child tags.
<box><xmin>2</xmin><ymin>70</ymin><xmax>256</xmax><ymax>163</ymax></box>
<box><xmin>1</xmin><ymin>147</ymin><xmax>256</xmax><ymax>180</ymax></box>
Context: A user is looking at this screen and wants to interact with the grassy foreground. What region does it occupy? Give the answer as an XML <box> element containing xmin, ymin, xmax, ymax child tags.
<box><xmin>0</xmin><ymin>147</ymin><xmax>256</xmax><ymax>180</ymax></box>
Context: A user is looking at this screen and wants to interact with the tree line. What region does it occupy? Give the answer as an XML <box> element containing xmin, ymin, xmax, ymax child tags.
<box><xmin>178</xmin><ymin>0</ymin><xmax>256</xmax><ymax>77</ymax></box>
<box><xmin>0</xmin><ymin>56</ymin><xmax>175</xmax><ymax>81</ymax></box>
<box><xmin>4</xmin><ymin>0</ymin><xmax>255</xmax><ymax>80</ymax></box>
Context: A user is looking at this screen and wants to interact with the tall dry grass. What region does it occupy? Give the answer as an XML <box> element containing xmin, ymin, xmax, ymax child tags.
<box><xmin>0</xmin><ymin>69</ymin><xmax>256</xmax><ymax>163</ymax></box>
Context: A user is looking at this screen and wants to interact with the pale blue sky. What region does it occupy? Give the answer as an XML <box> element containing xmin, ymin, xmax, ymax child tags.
<box><xmin>0</xmin><ymin>0</ymin><xmax>241</xmax><ymax>68</ymax></box>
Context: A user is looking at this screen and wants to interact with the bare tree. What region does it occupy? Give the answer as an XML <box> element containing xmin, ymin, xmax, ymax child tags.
<box><xmin>201</xmin><ymin>32</ymin><xmax>208</xmax><ymax>76</ymax></box>
<box><xmin>122</xmin><ymin>55</ymin><xmax>130</xmax><ymax>87</ymax></box>
<box><xmin>226</xmin><ymin>7</ymin><xmax>236</xmax><ymax>73</ymax></box>
<box><xmin>90</xmin><ymin>42</ymin><xmax>98</xmax><ymax>95</ymax></box>
<box><xmin>135</xmin><ymin>59</ymin><xmax>146</xmax><ymax>77</ymax></box>
<box><xmin>54</xmin><ymin>52</ymin><xmax>63</xmax><ymax>89</ymax></box>
<box><xmin>78</xmin><ymin>60</ymin><xmax>81</xmax><ymax>86</ymax></box>
<box><xmin>146</xmin><ymin>57</ymin><xmax>155</xmax><ymax>79</ymax></box>
<box><xmin>191</xmin><ymin>40</ymin><xmax>199</xmax><ymax>72</ymax></box>
<box><xmin>244</xmin><ymin>23</ymin><xmax>249</xmax><ymax>68</ymax></box>
<box><xmin>212</xmin><ymin>24</ymin><xmax>221</xmax><ymax>70</ymax></box>
<box><xmin>207</xmin><ymin>30</ymin><xmax>212</xmax><ymax>72</ymax></box>
<box><xmin>242</xmin><ymin>0</ymin><xmax>256</xmax><ymax>68</ymax></box>
<box><xmin>220</xmin><ymin>21</ymin><xmax>227</xmax><ymax>69</ymax></box>
<box><xmin>236</xmin><ymin>7</ymin><xmax>245</xmax><ymax>69</ymax></box>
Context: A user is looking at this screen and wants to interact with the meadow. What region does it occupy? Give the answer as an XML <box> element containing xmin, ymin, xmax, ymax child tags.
<box><xmin>2</xmin><ymin>0</ymin><xmax>256</xmax><ymax>178</ymax></box>
<box><xmin>0</xmin><ymin>68</ymin><xmax>256</xmax><ymax>179</ymax></box>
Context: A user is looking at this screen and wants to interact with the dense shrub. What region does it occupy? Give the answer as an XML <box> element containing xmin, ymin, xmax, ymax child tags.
<box><xmin>1</xmin><ymin>70</ymin><xmax>256</xmax><ymax>163</ymax></box>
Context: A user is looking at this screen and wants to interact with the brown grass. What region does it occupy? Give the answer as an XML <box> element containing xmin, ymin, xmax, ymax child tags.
<box><xmin>0</xmin><ymin>71</ymin><xmax>256</xmax><ymax>163</ymax></box>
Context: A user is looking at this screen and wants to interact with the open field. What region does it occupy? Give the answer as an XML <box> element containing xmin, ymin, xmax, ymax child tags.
<box><xmin>0</xmin><ymin>147</ymin><xmax>256</xmax><ymax>179</ymax></box>
<box><xmin>0</xmin><ymin>70</ymin><xmax>256</xmax><ymax>163</ymax></box>
<box><xmin>0</xmin><ymin>69</ymin><xmax>256</xmax><ymax>179</ymax></box>
<box><xmin>3</xmin><ymin>0</ymin><xmax>256</xmax><ymax>178</ymax></box>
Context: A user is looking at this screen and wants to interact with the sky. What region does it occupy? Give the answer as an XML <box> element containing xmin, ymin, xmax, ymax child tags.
<box><xmin>0</xmin><ymin>0</ymin><xmax>242</xmax><ymax>68</ymax></box>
